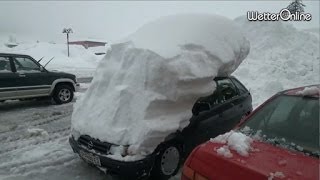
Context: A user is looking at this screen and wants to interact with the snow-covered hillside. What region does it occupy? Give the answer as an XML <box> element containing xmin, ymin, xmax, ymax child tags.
<box><xmin>233</xmin><ymin>17</ymin><xmax>320</xmax><ymax>107</ymax></box>
<box><xmin>0</xmin><ymin>40</ymin><xmax>101</xmax><ymax>77</ymax></box>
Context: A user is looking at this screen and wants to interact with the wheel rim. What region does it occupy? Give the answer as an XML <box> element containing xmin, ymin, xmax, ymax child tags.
<box><xmin>58</xmin><ymin>89</ymin><xmax>71</xmax><ymax>102</ymax></box>
<box><xmin>160</xmin><ymin>146</ymin><xmax>180</xmax><ymax>176</ymax></box>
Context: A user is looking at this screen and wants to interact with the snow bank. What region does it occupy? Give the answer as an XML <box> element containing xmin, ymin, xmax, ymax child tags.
<box><xmin>211</xmin><ymin>130</ymin><xmax>253</xmax><ymax>157</ymax></box>
<box><xmin>0</xmin><ymin>42</ymin><xmax>100</xmax><ymax>77</ymax></box>
<box><xmin>72</xmin><ymin>14</ymin><xmax>250</xmax><ymax>160</ymax></box>
<box><xmin>233</xmin><ymin>16</ymin><xmax>320</xmax><ymax>107</ymax></box>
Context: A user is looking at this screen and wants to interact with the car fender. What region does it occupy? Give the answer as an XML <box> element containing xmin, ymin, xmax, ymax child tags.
<box><xmin>49</xmin><ymin>78</ymin><xmax>76</xmax><ymax>94</ymax></box>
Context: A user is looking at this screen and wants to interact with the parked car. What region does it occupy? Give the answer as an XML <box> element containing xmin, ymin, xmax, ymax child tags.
<box><xmin>69</xmin><ymin>76</ymin><xmax>252</xmax><ymax>179</ymax></box>
<box><xmin>182</xmin><ymin>85</ymin><xmax>319</xmax><ymax>180</ymax></box>
<box><xmin>0</xmin><ymin>53</ymin><xmax>78</xmax><ymax>104</ymax></box>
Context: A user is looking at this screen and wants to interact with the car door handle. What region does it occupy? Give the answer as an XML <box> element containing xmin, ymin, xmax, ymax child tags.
<box><xmin>19</xmin><ymin>73</ymin><xmax>26</xmax><ymax>77</ymax></box>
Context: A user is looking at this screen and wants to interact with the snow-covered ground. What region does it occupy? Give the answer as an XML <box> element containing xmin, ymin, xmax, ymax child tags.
<box><xmin>0</xmin><ymin>85</ymin><xmax>180</xmax><ymax>180</ymax></box>
<box><xmin>0</xmin><ymin>15</ymin><xmax>319</xmax><ymax>180</ymax></box>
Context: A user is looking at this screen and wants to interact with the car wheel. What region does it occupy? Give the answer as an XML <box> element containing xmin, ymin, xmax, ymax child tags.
<box><xmin>52</xmin><ymin>84</ymin><xmax>74</xmax><ymax>104</ymax></box>
<box><xmin>150</xmin><ymin>143</ymin><xmax>182</xmax><ymax>180</ymax></box>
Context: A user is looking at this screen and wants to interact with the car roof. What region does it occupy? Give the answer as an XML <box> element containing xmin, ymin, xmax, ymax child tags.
<box><xmin>214</xmin><ymin>76</ymin><xmax>236</xmax><ymax>81</ymax></box>
<box><xmin>0</xmin><ymin>53</ymin><xmax>31</xmax><ymax>57</ymax></box>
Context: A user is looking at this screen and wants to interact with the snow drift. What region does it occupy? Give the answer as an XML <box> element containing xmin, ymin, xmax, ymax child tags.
<box><xmin>71</xmin><ymin>14</ymin><xmax>250</xmax><ymax>160</ymax></box>
<box><xmin>233</xmin><ymin>16</ymin><xmax>320</xmax><ymax>107</ymax></box>
<box><xmin>0</xmin><ymin>41</ymin><xmax>100</xmax><ymax>77</ymax></box>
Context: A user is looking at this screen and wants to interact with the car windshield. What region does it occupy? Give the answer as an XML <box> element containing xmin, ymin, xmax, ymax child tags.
<box><xmin>239</xmin><ymin>95</ymin><xmax>319</xmax><ymax>157</ymax></box>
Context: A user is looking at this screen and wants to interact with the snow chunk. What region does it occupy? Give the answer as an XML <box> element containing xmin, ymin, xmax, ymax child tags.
<box><xmin>296</xmin><ymin>86</ymin><xmax>320</xmax><ymax>96</ymax></box>
<box><xmin>268</xmin><ymin>171</ymin><xmax>286</xmax><ymax>180</ymax></box>
<box><xmin>216</xmin><ymin>145</ymin><xmax>233</xmax><ymax>158</ymax></box>
<box><xmin>211</xmin><ymin>130</ymin><xmax>253</xmax><ymax>157</ymax></box>
<box><xmin>72</xmin><ymin>14</ymin><xmax>250</xmax><ymax>160</ymax></box>
<box><xmin>278</xmin><ymin>160</ymin><xmax>287</xmax><ymax>166</ymax></box>
<box><xmin>27</xmin><ymin>128</ymin><xmax>48</xmax><ymax>137</ymax></box>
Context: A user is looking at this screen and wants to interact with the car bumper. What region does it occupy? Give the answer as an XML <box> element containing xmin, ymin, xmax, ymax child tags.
<box><xmin>69</xmin><ymin>136</ymin><xmax>155</xmax><ymax>178</ymax></box>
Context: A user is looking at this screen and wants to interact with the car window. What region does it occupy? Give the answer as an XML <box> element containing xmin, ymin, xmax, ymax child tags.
<box><xmin>13</xmin><ymin>57</ymin><xmax>41</xmax><ymax>73</ymax></box>
<box><xmin>231</xmin><ymin>78</ymin><xmax>247</xmax><ymax>94</ymax></box>
<box><xmin>216</xmin><ymin>79</ymin><xmax>239</xmax><ymax>103</ymax></box>
<box><xmin>0</xmin><ymin>57</ymin><xmax>12</xmax><ymax>73</ymax></box>
<box><xmin>240</xmin><ymin>95</ymin><xmax>319</xmax><ymax>156</ymax></box>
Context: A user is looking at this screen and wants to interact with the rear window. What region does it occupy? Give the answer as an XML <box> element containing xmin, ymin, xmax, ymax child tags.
<box><xmin>240</xmin><ymin>95</ymin><xmax>319</xmax><ymax>157</ymax></box>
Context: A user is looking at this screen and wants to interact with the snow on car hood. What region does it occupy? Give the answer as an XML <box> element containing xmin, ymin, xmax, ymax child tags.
<box><xmin>71</xmin><ymin>14</ymin><xmax>250</xmax><ymax>160</ymax></box>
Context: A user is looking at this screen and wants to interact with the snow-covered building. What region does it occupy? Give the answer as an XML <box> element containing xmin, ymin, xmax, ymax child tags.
<box><xmin>68</xmin><ymin>40</ymin><xmax>107</xmax><ymax>49</ymax></box>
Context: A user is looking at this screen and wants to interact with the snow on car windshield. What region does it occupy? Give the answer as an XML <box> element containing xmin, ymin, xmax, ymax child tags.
<box><xmin>239</xmin><ymin>95</ymin><xmax>320</xmax><ymax>157</ymax></box>
<box><xmin>71</xmin><ymin>14</ymin><xmax>250</xmax><ymax>160</ymax></box>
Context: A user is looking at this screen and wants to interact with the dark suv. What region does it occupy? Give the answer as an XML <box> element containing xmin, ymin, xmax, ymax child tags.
<box><xmin>69</xmin><ymin>76</ymin><xmax>252</xmax><ymax>180</ymax></box>
<box><xmin>0</xmin><ymin>53</ymin><xmax>78</xmax><ymax>104</ymax></box>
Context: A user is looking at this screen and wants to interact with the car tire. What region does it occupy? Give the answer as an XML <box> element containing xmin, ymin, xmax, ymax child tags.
<box><xmin>52</xmin><ymin>84</ymin><xmax>74</xmax><ymax>104</ymax></box>
<box><xmin>150</xmin><ymin>143</ymin><xmax>182</xmax><ymax>180</ymax></box>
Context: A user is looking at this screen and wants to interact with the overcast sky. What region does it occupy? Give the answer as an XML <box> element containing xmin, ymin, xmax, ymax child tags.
<box><xmin>0</xmin><ymin>1</ymin><xmax>319</xmax><ymax>43</ymax></box>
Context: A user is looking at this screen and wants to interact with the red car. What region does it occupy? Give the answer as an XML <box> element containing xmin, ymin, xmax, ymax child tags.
<box><xmin>182</xmin><ymin>85</ymin><xmax>320</xmax><ymax>180</ymax></box>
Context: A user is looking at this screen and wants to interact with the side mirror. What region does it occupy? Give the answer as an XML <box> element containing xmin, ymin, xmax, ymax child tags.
<box><xmin>192</xmin><ymin>101</ymin><xmax>211</xmax><ymax>116</ymax></box>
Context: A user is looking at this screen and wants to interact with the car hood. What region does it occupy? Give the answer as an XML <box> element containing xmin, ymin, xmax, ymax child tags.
<box><xmin>190</xmin><ymin>141</ymin><xmax>319</xmax><ymax>180</ymax></box>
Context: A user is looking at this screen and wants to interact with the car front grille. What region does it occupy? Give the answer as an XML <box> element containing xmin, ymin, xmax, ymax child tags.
<box><xmin>77</xmin><ymin>135</ymin><xmax>112</xmax><ymax>154</ymax></box>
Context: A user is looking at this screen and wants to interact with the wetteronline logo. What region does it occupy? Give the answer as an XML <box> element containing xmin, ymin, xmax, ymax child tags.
<box><xmin>247</xmin><ymin>9</ymin><xmax>312</xmax><ymax>21</ymax></box>
<box><xmin>247</xmin><ymin>0</ymin><xmax>312</xmax><ymax>22</ymax></box>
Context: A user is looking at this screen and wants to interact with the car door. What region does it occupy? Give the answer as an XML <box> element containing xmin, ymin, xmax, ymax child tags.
<box><xmin>211</xmin><ymin>78</ymin><xmax>243</xmax><ymax>134</ymax></box>
<box><xmin>12</xmin><ymin>56</ymin><xmax>52</xmax><ymax>97</ymax></box>
<box><xmin>183</xmin><ymin>91</ymin><xmax>221</xmax><ymax>154</ymax></box>
<box><xmin>0</xmin><ymin>56</ymin><xmax>20</xmax><ymax>100</ymax></box>
<box><xmin>230</xmin><ymin>77</ymin><xmax>252</xmax><ymax>116</ymax></box>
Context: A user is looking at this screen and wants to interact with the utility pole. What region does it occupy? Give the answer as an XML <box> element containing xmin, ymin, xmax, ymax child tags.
<box><xmin>62</xmin><ymin>28</ymin><xmax>73</xmax><ymax>57</ymax></box>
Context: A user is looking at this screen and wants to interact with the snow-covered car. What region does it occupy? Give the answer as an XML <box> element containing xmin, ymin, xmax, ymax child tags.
<box><xmin>69</xmin><ymin>14</ymin><xmax>251</xmax><ymax>179</ymax></box>
<box><xmin>69</xmin><ymin>75</ymin><xmax>252</xmax><ymax>179</ymax></box>
<box><xmin>0</xmin><ymin>53</ymin><xmax>78</xmax><ymax>104</ymax></box>
<box><xmin>181</xmin><ymin>85</ymin><xmax>320</xmax><ymax>180</ymax></box>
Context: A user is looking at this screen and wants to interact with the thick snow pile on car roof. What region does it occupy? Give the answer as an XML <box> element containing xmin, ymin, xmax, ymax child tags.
<box><xmin>71</xmin><ymin>14</ymin><xmax>250</xmax><ymax>160</ymax></box>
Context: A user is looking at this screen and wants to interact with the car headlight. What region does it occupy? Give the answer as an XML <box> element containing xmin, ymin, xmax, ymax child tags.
<box><xmin>71</xmin><ymin>128</ymin><xmax>81</xmax><ymax>140</ymax></box>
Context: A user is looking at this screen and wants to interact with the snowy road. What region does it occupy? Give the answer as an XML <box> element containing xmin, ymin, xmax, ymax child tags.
<box><xmin>0</xmin><ymin>84</ymin><xmax>179</xmax><ymax>180</ymax></box>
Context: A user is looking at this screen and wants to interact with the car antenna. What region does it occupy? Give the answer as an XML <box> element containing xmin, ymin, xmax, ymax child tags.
<box><xmin>44</xmin><ymin>57</ymin><xmax>55</xmax><ymax>68</ymax></box>
<box><xmin>37</xmin><ymin>56</ymin><xmax>44</xmax><ymax>63</ymax></box>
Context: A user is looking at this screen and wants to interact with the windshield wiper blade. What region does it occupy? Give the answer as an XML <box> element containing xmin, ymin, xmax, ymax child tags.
<box><xmin>37</xmin><ymin>56</ymin><xmax>44</xmax><ymax>63</ymax></box>
<box><xmin>44</xmin><ymin>57</ymin><xmax>55</xmax><ymax>68</ymax></box>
